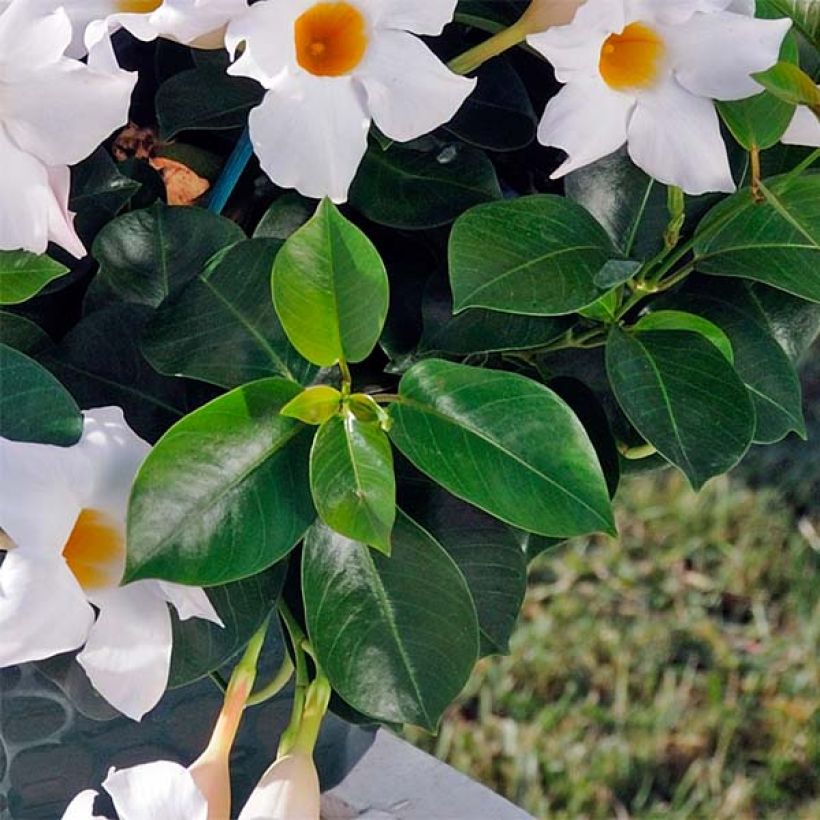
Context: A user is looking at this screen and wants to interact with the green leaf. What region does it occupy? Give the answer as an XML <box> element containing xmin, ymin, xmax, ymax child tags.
<box><xmin>449</xmin><ymin>195</ymin><xmax>617</xmax><ymax>316</ymax></box>
<box><xmin>635</xmin><ymin>310</ymin><xmax>734</xmax><ymax>362</ymax></box>
<box><xmin>281</xmin><ymin>385</ymin><xmax>343</xmax><ymax>425</ymax></box>
<box><xmin>0</xmin><ymin>312</ymin><xmax>51</xmax><ymax>354</ymax></box>
<box><xmin>661</xmin><ymin>283</ymin><xmax>806</xmax><ymax>443</ymax></box>
<box><xmin>594</xmin><ymin>259</ymin><xmax>643</xmax><ymax>289</ymax></box>
<box><xmin>753</xmin><ymin>60</ymin><xmax>820</xmax><ymax>107</ymax></box>
<box><xmin>302</xmin><ymin>514</ymin><xmax>479</xmax><ymax>730</ymax></box>
<box><xmin>169</xmin><ymin>563</ymin><xmax>287</xmax><ymax>687</ymax></box>
<box><xmin>272</xmin><ymin>199</ymin><xmax>389</xmax><ymax>366</ymax></box>
<box><xmin>156</xmin><ymin>66</ymin><xmax>264</xmax><ymax>140</ymax></box>
<box><xmin>769</xmin><ymin>0</ymin><xmax>820</xmax><ymax>47</ymax></box>
<box><xmin>389</xmin><ymin>360</ymin><xmax>615</xmax><ymax>538</ymax></box>
<box><xmin>0</xmin><ymin>344</ymin><xmax>82</xmax><ymax>446</ymax></box>
<box><xmin>693</xmin><ymin>173</ymin><xmax>820</xmax><ymax>302</ymax></box>
<box><xmin>748</xmin><ymin>282</ymin><xmax>820</xmax><ymax>361</ymax></box>
<box><xmin>142</xmin><ymin>239</ymin><xmax>316</xmax><ymax>388</ymax></box>
<box><xmin>93</xmin><ymin>202</ymin><xmax>245</xmax><ymax>308</ymax></box>
<box><xmin>0</xmin><ymin>251</ymin><xmax>69</xmax><ymax>306</ymax></box>
<box><xmin>349</xmin><ymin>142</ymin><xmax>502</xmax><ymax>230</ymax></box>
<box><xmin>606</xmin><ymin>327</ymin><xmax>755</xmax><ymax>488</ymax></box>
<box><xmin>310</xmin><ymin>414</ymin><xmax>396</xmax><ymax>553</ymax></box>
<box><xmin>254</xmin><ymin>193</ymin><xmax>314</xmax><ymax>240</ymax></box>
<box><xmin>126</xmin><ymin>378</ymin><xmax>315</xmax><ymax>586</ymax></box>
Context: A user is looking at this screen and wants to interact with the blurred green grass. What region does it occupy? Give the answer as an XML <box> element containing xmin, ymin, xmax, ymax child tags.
<box><xmin>405</xmin><ymin>472</ymin><xmax>819</xmax><ymax>818</ymax></box>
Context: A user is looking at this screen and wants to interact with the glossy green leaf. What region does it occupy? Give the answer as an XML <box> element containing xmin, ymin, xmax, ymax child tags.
<box><xmin>662</xmin><ymin>283</ymin><xmax>805</xmax><ymax>443</ymax></box>
<box><xmin>594</xmin><ymin>259</ymin><xmax>643</xmax><ymax>289</ymax></box>
<box><xmin>126</xmin><ymin>378</ymin><xmax>315</xmax><ymax>586</ymax></box>
<box><xmin>0</xmin><ymin>312</ymin><xmax>51</xmax><ymax>354</ymax></box>
<box><xmin>254</xmin><ymin>193</ymin><xmax>314</xmax><ymax>240</ymax></box>
<box><xmin>635</xmin><ymin>310</ymin><xmax>734</xmax><ymax>362</ymax></box>
<box><xmin>449</xmin><ymin>195</ymin><xmax>617</xmax><ymax>316</ymax></box>
<box><xmin>302</xmin><ymin>514</ymin><xmax>479</xmax><ymax>730</ymax></box>
<box><xmin>770</xmin><ymin>0</ymin><xmax>820</xmax><ymax>46</ymax></box>
<box><xmin>0</xmin><ymin>344</ymin><xmax>82</xmax><ymax>446</ymax></box>
<box><xmin>142</xmin><ymin>239</ymin><xmax>315</xmax><ymax>388</ymax></box>
<box><xmin>0</xmin><ymin>251</ymin><xmax>69</xmax><ymax>306</ymax></box>
<box><xmin>93</xmin><ymin>202</ymin><xmax>245</xmax><ymax>308</ymax></box>
<box><xmin>389</xmin><ymin>360</ymin><xmax>615</xmax><ymax>538</ymax></box>
<box><xmin>349</xmin><ymin>142</ymin><xmax>501</xmax><ymax>229</ymax></box>
<box><xmin>281</xmin><ymin>385</ymin><xmax>343</xmax><ymax>425</ymax></box>
<box><xmin>606</xmin><ymin>327</ymin><xmax>755</xmax><ymax>488</ymax></box>
<box><xmin>272</xmin><ymin>199</ymin><xmax>389</xmax><ymax>366</ymax></box>
<box><xmin>693</xmin><ymin>174</ymin><xmax>820</xmax><ymax>302</ymax></box>
<box><xmin>169</xmin><ymin>563</ymin><xmax>287</xmax><ymax>687</ymax></box>
<box><xmin>753</xmin><ymin>60</ymin><xmax>820</xmax><ymax>107</ymax></box>
<box><xmin>310</xmin><ymin>415</ymin><xmax>395</xmax><ymax>553</ymax></box>
<box><xmin>748</xmin><ymin>282</ymin><xmax>820</xmax><ymax>362</ymax></box>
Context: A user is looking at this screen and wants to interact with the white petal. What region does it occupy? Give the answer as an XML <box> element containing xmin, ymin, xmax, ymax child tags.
<box><xmin>0</xmin><ymin>428</ymin><xmax>85</xmax><ymax>555</ymax></box>
<box><xmin>46</xmin><ymin>165</ymin><xmax>87</xmax><ymax>259</ymax></box>
<box><xmin>781</xmin><ymin>104</ymin><xmax>820</xmax><ymax>147</ymax></box>
<box><xmin>628</xmin><ymin>79</ymin><xmax>735</xmax><ymax>194</ymax></box>
<box><xmin>0</xmin><ymin>1</ymin><xmax>71</xmax><ymax>77</ymax></box>
<box><xmin>157</xmin><ymin>581</ymin><xmax>224</xmax><ymax>626</ymax></box>
<box><xmin>238</xmin><ymin>752</ymin><xmax>321</xmax><ymax>820</ymax></box>
<box><xmin>248</xmin><ymin>74</ymin><xmax>369</xmax><ymax>203</ymax></box>
<box><xmin>61</xmin><ymin>789</ymin><xmax>106</xmax><ymax>820</ymax></box>
<box><xmin>0</xmin><ymin>551</ymin><xmax>93</xmax><ymax>666</ymax></box>
<box><xmin>77</xmin><ymin>582</ymin><xmax>173</xmax><ymax>720</ymax></box>
<box><xmin>357</xmin><ymin>0</ymin><xmax>457</xmax><ymax>35</ymax></box>
<box><xmin>103</xmin><ymin>762</ymin><xmax>209</xmax><ymax>820</ymax></box>
<box><xmin>129</xmin><ymin>0</ymin><xmax>247</xmax><ymax>46</ymax></box>
<box><xmin>357</xmin><ymin>30</ymin><xmax>474</xmax><ymax>142</ymax></box>
<box><xmin>538</xmin><ymin>80</ymin><xmax>634</xmax><ymax>177</ymax></box>
<box><xmin>668</xmin><ymin>11</ymin><xmax>791</xmax><ymax>101</ymax></box>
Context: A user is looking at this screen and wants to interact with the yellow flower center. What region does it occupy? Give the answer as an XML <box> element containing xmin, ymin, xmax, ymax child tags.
<box><xmin>295</xmin><ymin>2</ymin><xmax>368</xmax><ymax>77</ymax></box>
<box><xmin>62</xmin><ymin>509</ymin><xmax>125</xmax><ymax>590</ymax></box>
<box><xmin>116</xmin><ymin>0</ymin><xmax>163</xmax><ymax>11</ymax></box>
<box><xmin>599</xmin><ymin>22</ymin><xmax>665</xmax><ymax>91</ymax></box>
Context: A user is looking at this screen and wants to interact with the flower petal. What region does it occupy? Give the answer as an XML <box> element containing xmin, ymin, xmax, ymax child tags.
<box><xmin>60</xmin><ymin>789</ymin><xmax>105</xmax><ymax>820</ymax></box>
<box><xmin>0</xmin><ymin>0</ymin><xmax>71</xmax><ymax>77</ymax></box>
<box><xmin>103</xmin><ymin>762</ymin><xmax>209</xmax><ymax>820</ymax></box>
<box><xmin>538</xmin><ymin>79</ymin><xmax>634</xmax><ymax>178</ymax></box>
<box><xmin>247</xmin><ymin>74</ymin><xmax>369</xmax><ymax>202</ymax></box>
<box><xmin>77</xmin><ymin>582</ymin><xmax>173</xmax><ymax>720</ymax></box>
<box><xmin>668</xmin><ymin>11</ymin><xmax>790</xmax><ymax>101</ymax></box>
<box><xmin>46</xmin><ymin>165</ymin><xmax>87</xmax><ymax>259</ymax></box>
<box><xmin>358</xmin><ymin>0</ymin><xmax>458</xmax><ymax>35</ymax></box>
<box><xmin>357</xmin><ymin>30</ymin><xmax>474</xmax><ymax>142</ymax></box>
<box><xmin>157</xmin><ymin>581</ymin><xmax>224</xmax><ymax>626</ymax></box>
<box><xmin>237</xmin><ymin>752</ymin><xmax>321</xmax><ymax>820</ymax></box>
<box><xmin>0</xmin><ymin>551</ymin><xmax>93</xmax><ymax>666</ymax></box>
<box><xmin>628</xmin><ymin>79</ymin><xmax>734</xmax><ymax>194</ymax></box>
<box><xmin>781</xmin><ymin>104</ymin><xmax>820</xmax><ymax>147</ymax></box>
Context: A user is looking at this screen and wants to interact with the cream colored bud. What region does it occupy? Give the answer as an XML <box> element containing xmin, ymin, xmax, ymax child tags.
<box><xmin>237</xmin><ymin>751</ymin><xmax>321</xmax><ymax>820</ymax></box>
<box><xmin>521</xmin><ymin>0</ymin><xmax>585</xmax><ymax>33</ymax></box>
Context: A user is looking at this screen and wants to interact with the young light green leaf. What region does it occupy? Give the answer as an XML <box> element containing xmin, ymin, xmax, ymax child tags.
<box><xmin>126</xmin><ymin>378</ymin><xmax>315</xmax><ymax>586</ymax></box>
<box><xmin>272</xmin><ymin>199</ymin><xmax>389</xmax><ymax>367</ymax></box>
<box><xmin>302</xmin><ymin>514</ymin><xmax>479</xmax><ymax>730</ymax></box>
<box><xmin>635</xmin><ymin>310</ymin><xmax>734</xmax><ymax>362</ymax></box>
<box><xmin>310</xmin><ymin>414</ymin><xmax>395</xmax><ymax>553</ymax></box>
<box><xmin>389</xmin><ymin>360</ymin><xmax>615</xmax><ymax>538</ymax></box>
<box><xmin>0</xmin><ymin>251</ymin><xmax>69</xmax><ymax>306</ymax></box>
<box><xmin>281</xmin><ymin>385</ymin><xmax>343</xmax><ymax>425</ymax></box>
<box><xmin>606</xmin><ymin>327</ymin><xmax>755</xmax><ymax>489</ymax></box>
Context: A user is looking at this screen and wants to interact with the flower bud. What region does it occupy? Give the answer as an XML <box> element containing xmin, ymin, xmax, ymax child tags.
<box><xmin>189</xmin><ymin>747</ymin><xmax>231</xmax><ymax>820</ymax></box>
<box><xmin>237</xmin><ymin>751</ymin><xmax>321</xmax><ymax>820</ymax></box>
<box><xmin>520</xmin><ymin>0</ymin><xmax>585</xmax><ymax>33</ymax></box>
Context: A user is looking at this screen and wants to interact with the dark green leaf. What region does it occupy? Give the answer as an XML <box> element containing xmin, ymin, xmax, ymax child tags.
<box><xmin>449</xmin><ymin>195</ymin><xmax>616</xmax><ymax>315</ymax></box>
<box><xmin>389</xmin><ymin>359</ymin><xmax>615</xmax><ymax>537</ymax></box>
<box><xmin>349</xmin><ymin>142</ymin><xmax>501</xmax><ymax>229</ymax></box>
<box><xmin>126</xmin><ymin>378</ymin><xmax>315</xmax><ymax>586</ymax></box>
<box><xmin>769</xmin><ymin>0</ymin><xmax>820</xmax><ymax>47</ymax></box>
<box><xmin>634</xmin><ymin>310</ymin><xmax>734</xmax><ymax>362</ymax></box>
<box><xmin>693</xmin><ymin>174</ymin><xmax>820</xmax><ymax>302</ymax></box>
<box><xmin>142</xmin><ymin>239</ymin><xmax>315</xmax><ymax>388</ymax></box>
<box><xmin>606</xmin><ymin>327</ymin><xmax>755</xmax><ymax>488</ymax></box>
<box><xmin>749</xmin><ymin>282</ymin><xmax>820</xmax><ymax>361</ymax></box>
<box><xmin>272</xmin><ymin>199</ymin><xmax>389</xmax><ymax>366</ymax></box>
<box><xmin>302</xmin><ymin>514</ymin><xmax>479</xmax><ymax>730</ymax></box>
<box><xmin>0</xmin><ymin>251</ymin><xmax>69</xmax><ymax>306</ymax></box>
<box><xmin>310</xmin><ymin>415</ymin><xmax>395</xmax><ymax>553</ymax></box>
<box><xmin>253</xmin><ymin>193</ymin><xmax>315</xmax><ymax>240</ymax></box>
<box><xmin>93</xmin><ymin>202</ymin><xmax>244</xmax><ymax>308</ymax></box>
<box><xmin>0</xmin><ymin>312</ymin><xmax>51</xmax><ymax>354</ymax></box>
<box><xmin>0</xmin><ymin>344</ymin><xmax>82</xmax><ymax>445</ymax></box>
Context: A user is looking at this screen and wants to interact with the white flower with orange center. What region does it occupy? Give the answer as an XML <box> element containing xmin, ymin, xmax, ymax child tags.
<box><xmin>29</xmin><ymin>0</ymin><xmax>248</xmax><ymax>58</ymax></box>
<box><xmin>528</xmin><ymin>0</ymin><xmax>791</xmax><ymax>194</ymax></box>
<box><xmin>0</xmin><ymin>0</ymin><xmax>134</xmax><ymax>256</ymax></box>
<box><xmin>225</xmin><ymin>0</ymin><xmax>476</xmax><ymax>202</ymax></box>
<box><xmin>0</xmin><ymin>407</ymin><xmax>222</xmax><ymax>721</ymax></box>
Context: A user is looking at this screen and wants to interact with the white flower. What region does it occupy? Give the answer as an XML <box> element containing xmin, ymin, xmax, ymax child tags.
<box><xmin>238</xmin><ymin>751</ymin><xmax>321</xmax><ymax>820</ymax></box>
<box><xmin>61</xmin><ymin>762</ymin><xmax>209</xmax><ymax>820</ymax></box>
<box><xmin>0</xmin><ymin>407</ymin><xmax>223</xmax><ymax>721</ymax></box>
<box><xmin>225</xmin><ymin>0</ymin><xmax>476</xmax><ymax>202</ymax></box>
<box><xmin>0</xmin><ymin>0</ymin><xmax>134</xmax><ymax>256</ymax></box>
<box><xmin>528</xmin><ymin>0</ymin><xmax>790</xmax><ymax>194</ymax></box>
<box><xmin>29</xmin><ymin>0</ymin><xmax>248</xmax><ymax>58</ymax></box>
<box><xmin>781</xmin><ymin>95</ymin><xmax>820</xmax><ymax>148</ymax></box>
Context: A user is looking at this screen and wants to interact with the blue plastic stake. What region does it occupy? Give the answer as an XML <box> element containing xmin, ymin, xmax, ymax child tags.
<box><xmin>207</xmin><ymin>127</ymin><xmax>254</xmax><ymax>214</ymax></box>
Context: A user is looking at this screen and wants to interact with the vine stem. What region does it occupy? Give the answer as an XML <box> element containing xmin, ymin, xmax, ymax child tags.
<box><xmin>246</xmin><ymin>654</ymin><xmax>295</xmax><ymax>707</ymax></box>
<box><xmin>276</xmin><ymin>600</ymin><xmax>312</xmax><ymax>757</ymax></box>
<box><xmin>448</xmin><ymin>20</ymin><xmax>528</xmax><ymax>75</ymax></box>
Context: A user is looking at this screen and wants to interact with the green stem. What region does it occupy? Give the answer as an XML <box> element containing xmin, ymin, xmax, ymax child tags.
<box><xmin>246</xmin><ymin>654</ymin><xmax>295</xmax><ymax>707</ymax></box>
<box><xmin>448</xmin><ymin>20</ymin><xmax>528</xmax><ymax>75</ymax></box>
<box><xmin>371</xmin><ymin>393</ymin><xmax>401</xmax><ymax>404</ymax></box>
<box><xmin>290</xmin><ymin>674</ymin><xmax>332</xmax><ymax>757</ymax></box>
<box><xmin>338</xmin><ymin>359</ymin><xmax>352</xmax><ymax>395</ymax></box>
<box><xmin>277</xmin><ymin>600</ymin><xmax>311</xmax><ymax>757</ymax></box>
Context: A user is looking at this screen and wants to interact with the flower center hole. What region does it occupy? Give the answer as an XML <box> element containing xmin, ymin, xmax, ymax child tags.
<box><xmin>116</xmin><ymin>0</ymin><xmax>163</xmax><ymax>12</ymax></box>
<box><xmin>62</xmin><ymin>509</ymin><xmax>125</xmax><ymax>590</ymax></box>
<box><xmin>295</xmin><ymin>2</ymin><xmax>368</xmax><ymax>77</ymax></box>
<box><xmin>599</xmin><ymin>22</ymin><xmax>664</xmax><ymax>91</ymax></box>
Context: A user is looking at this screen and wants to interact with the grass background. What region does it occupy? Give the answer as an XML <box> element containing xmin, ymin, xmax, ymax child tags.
<box><xmin>405</xmin><ymin>354</ymin><xmax>820</xmax><ymax>819</ymax></box>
